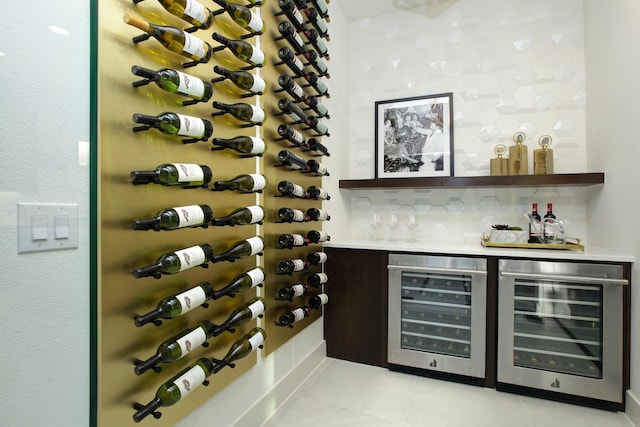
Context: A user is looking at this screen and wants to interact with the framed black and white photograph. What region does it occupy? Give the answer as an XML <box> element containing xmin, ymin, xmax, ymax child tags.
<box><xmin>375</xmin><ymin>93</ymin><xmax>454</xmax><ymax>179</ymax></box>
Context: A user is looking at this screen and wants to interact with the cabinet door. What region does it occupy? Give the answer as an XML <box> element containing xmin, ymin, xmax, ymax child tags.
<box><xmin>324</xmin><ymin>248</ymin><xmax>388</xmax><ymax>367</ymax></box>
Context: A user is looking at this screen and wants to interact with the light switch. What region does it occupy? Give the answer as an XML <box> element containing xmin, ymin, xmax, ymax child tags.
<box><xmin>54</xmin><ymin>215</ymin><xmax>70</xmax><ymax>239</ymax></box>
<box><xmin>31</xmin><ymin>215</ymin><xmax>48</xmax><ymax>241</ymax></box>
<box><xmin>17</xmin><ymin>203</ymin><xmax>78</xmax><ymax>253</ymax></box>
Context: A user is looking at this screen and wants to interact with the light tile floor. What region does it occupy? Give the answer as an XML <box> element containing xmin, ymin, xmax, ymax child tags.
<box><xmin>263</xmin><ymin>358</ymin><xmax>634</xmax><ymax>427</ymax></box>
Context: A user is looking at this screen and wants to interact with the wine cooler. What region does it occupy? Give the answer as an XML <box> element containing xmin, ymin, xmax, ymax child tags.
<box><xmin>388</xmin><ymin>254</ymin><xmax>487</xmax><ymax>382</ymax></box>
<box><xmin>497</xmin><ymin>259</ymin><xmax>628</xmax><ymax>409</ymax></box>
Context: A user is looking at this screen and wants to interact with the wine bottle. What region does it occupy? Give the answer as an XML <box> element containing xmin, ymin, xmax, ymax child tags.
<box><xmin>134</xmin><ymin>282</ymin><xmax>214</xmax><ymax>327</ymax></box>
<box><xmin>212</xmin><ymin>65</ymin><xmax>266</xmax><ymax>96</ymax></box>
<box><xmin>278</xmin><ymin>75</ymin><xmax>307</xmax><ymax>103</ymax></box>
<box><xmin>301</xmin><ymin>49</ymin><xmax>329</xmax><ymax>77</ymax></box>
<box><xmin>277</xmin><ymin>98</ymin><xmax>307</xmax><ymax>123</ymax></box>
<box><xmin>307</xmin><ymin>207</ymin><xmax>330</xmax><ymax>221</ymax></box>
<box><xmin>307</xmin><ymin>185</ymin><xmax>330</xmax><ymax>200</ymax></box>
<box><xmin>276</xmin><ymin>306</ymin><xmax>309</xmax><ymax>327</ymax></box>
<box><xmin>122</xmin><ymin>13</ymin><xmax>212</xmax><ymax>66</ymax></box>
<box><xmin>528</xmin><ymin>202</ymin><xmax>541</xmax><ymax>243</ymax></box>
<box><xmin>212</xmin><ymin>267</ymin><xmax>265</xmax><ymax>299</ymax></box>
<box><xmin>307</xmin><ymin>230</ymin><xmax>329</xmax><ymax>244</ymax></box>
<box><xmin>211</xmin><ymin>101</ymin><xmax>265</xmax><ymax>126</ymax></box>
<box><xmin>133</xmin><ymin>320</ymin><xmax>215</xmax><ymax>375</ymax></box>
<box><xmin>132</xmin><ymin>358</ymin><xmax>214</xmax><ymax>423</ymax></box>
<box><xmin>307</xmin><ymin>0</ymin><xmax>329</xmax><ymax>21</ymax></box>
<box><xmin>212</xmin><ymin>327</ymin><xmax>265</xmax><ymax>373</ymax></box>
<box><xmin>211</xmin><ymin>297</ymin><xmax>265</xmax><ymax>336</ymax></box>
<box><xmin>303</xmin><ymin>97</ymin><xmax>329</xmax><ymax>118</ymax></box>
<box><xmin>276</xmin><ymin>233</ymin><xmax>309</xmax><ymax>249</ymax></box>
<box><xmin>307</xmin><ymin>251</ymin><xmax>327</xmax><ymax>265</ymax></box>
<box><xmin>301</xmin><ymin>72</ymin><xmax>330</xmax><ymax>97</ymax></box>
<box><xmin>132</xmin><ymin>0</ymin><xmax>213</xmax><ymax>31</ymax></box>
<box><xmin>132</xmin><ymin>112</ymin><xmax>214</xmax><ymax>144</ymax></box>
<box><xmin>130</xmin><ymin>65</ymin><xmax>213</xmax><ymax>106</ymax></box>
<box><xmin>211</xmin><ymin>205</ymin><xmax>264</xmax><ymax>226</ymax></box>
<box><xmin>305</xmin><ymin>116</ymin><xmax>330</xmax><ymax>136</ymax></box>
<box><xmin>212</xmin><ymin>173</ymin><xmax>266</xmax><ymax>193</ymax></box>
<box><xmin>276</xmin><ymin>283</ymin><xmax>311</xmax><ymax>301</ymax></box>
<box><xmin>303</xmin><ymin>8</ymin><xmax>329</xmax><ymax>40</ymax></box>
<box><xmin>212</xmin><ymin>236</ymin><xmax>264</xmax><ymax>263</ymax></box>
<box><xmin>277</xmin><ymin>207</ymin><xmax>308</xmax><ymax>223</ymax></box>
<box><xmin>308</xmin><ymin>293</ymin><xmax>329</xmax><ymax>309</ymax></box>
<box><xmin>305</xmin><ymin>138</ymin><xmax>329</xmax><ymax>157</ymax></box>
<box><xmin>211</xmin><ymin>136</ymin><xmax>265</xmax><ymax>157</ymax></box>
<box><xmin>277</xmin><ymin>47</ymin><xmax>307</xmax><ymax>77</ymax></box>
<box><xmin>543</xmin><ymin>203</ymin><xmax>557</xmax><ymax>242</ymax></box>
<box><xmin>210</xmin><ymin>0</ymin><xmax>265</xmax><ymax>35</ymax></box>
<box><xmin>277</xmin><ymin>258</ymin><xmax>308</xmax><ymax>275</ymax></box>
<box><xmin>132</xmin><ymin>243</ymin><xmax>214</xmax><ymax>279</ymax></box>
<box><xmin>211</xmin><ymin>33</ymin><xmax>265</xmax><ymax>68</ymax></box>
<box><xmin>277</xmin><ymin>180</ymin><xmax>308</xmax><ymax>198</ymax></box>
<box><xmin>306</xmin><ymin>159</ymin><xmax>329</xmax><ymax>176</ymax></box>
<box><xmin>277</xmin><ymin>150</ymin><xmax>308</xmax><ymax>170</ymax></box>
<box><xmin>277</xmin><ymin>21</ymin><xmax>306</xmax><ymax>53</ymax></box>
<box><xmin>277</xmin><ymin>0</ymin><xmax>307</xmax><ymax>32</ymax></box>
<box><xmin>130</xmin><ymin>163</ymin><xmax>212</xmax><ymax>188</ymax></box>
<box><xmin>307</xmin><ymin>272</ymin><xmax>328</xmax><ymax>287</ymax></box>
<box><xmin>277</xmin><ymin>124</ymin><xmax>307</xmax><ymax>147</ymax></box>
<box><xmin>132</xmin><ymin>204</ymin><xmax>213</xmax><ymax>231</ymax></box>
<box><xmin>242</xmin><ymin>0</ymin><xmax>264</xmax><ymax>7</ymax></box>
<box><xmin>302</xmin><ymin>28</ymin><xmax>329</xmax><ymax>58</ymax></box>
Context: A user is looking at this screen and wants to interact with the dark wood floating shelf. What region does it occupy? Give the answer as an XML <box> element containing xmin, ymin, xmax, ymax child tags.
<box><xmin>339</xmin><ymin>173</ymin><xmax>605</xmax><ymax>190</ymax></box>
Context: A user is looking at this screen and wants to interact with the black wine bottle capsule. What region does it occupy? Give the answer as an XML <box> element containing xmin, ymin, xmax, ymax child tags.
<box><xmin>212</xmin><ymin>236</ymin><xmax>264</xmax><ymax>263</ymax></box>
<box><xmin>307</xmin><ymin>251</ymin><xmax>328</xmax><ymax>265</ymax></box>
<box><xmin>130</xmin><ymin>163</ymin><xmax>212</xmax><ymax>188</ymax></box>
<box><xmin>276</xmin><ymin>306</ymin><xmax>310</xmax><ymax>327</ymax></box>
<box><xmin>277</xmin><ymin>124</ymin><xmax>307</xmax><ymax>147</ymax></box>
<box><xmin>278</xmin><ymin>75</ymin><xmax>307</xmax><ymax>103</ymax></box>
<box><xmin>277</xmin><ymin>180</ymin><xmax>308</xmax><ymax>198</ymax></box>
<box><xmin>307</xmin><ymin>230</ymin><xmax>330</xmax><ymax>243</ymax></box>
<box><xmin>277</xmin><ymin>150</ymin><xmax>308</xmax><ymax>170</ymax></box>
<box><xmin>132</xmin><ymin>243</ymin><xmax>214</xmax><ymax>279</ymax></box>
<box><xmin>212</xmin><ymin>327</ymin><xmax>265</xmax><ymax>373</ymax></box>
<box><xmin>277</xmin><ymin>233</ymin><xmax>309</xmax><ymax>249</ymax></box>
<box><xmin>307</xmin><ymin>272</ymin><xmax>328</xmax><ymax>287</ymax></box>
<box><xmin>131</xmin><ymin>65</ymin><xmax>213</xmax><ymax>105</ymax></box>
<box><xmin>276</xmin><ymin>283</ymin><xmax>311</xmax><ymax>301</ymax></box>
<box><xmin>278</xmin><ymin>21</ymin><xmax>306</xmax><ymax>53</ymax></box>
<box><xmin>306</xmin><ymin>159</ymin><xmax>329</xmax><ymax>176</ymax></box>
<box><xmin>306</xmin><ymin>138</ymin><xmax>330</xmax><ymax>156</ymax></box>
<box><xmin>211</xmin><ymin>205</ymin><xmax>264</xmax><ymax>226</ymax></box>
<box><xmin>132</xmin><ymin>204</ymin><xmax>213</xmax><ymax>231</ymax></box>
<box><xmin>132</xmin><ymin>112</ymin><xmax>214</xmax><ymax>143</ymax></box>
<box><xmin>277</xmin><ymin>47</ymin><xmax>307</xmax><ymax>77</ymax></box>
<box><xmin>307</xmin><ymin>208</ymin><xmax>330</xmax><ymax>221</ymax></box>
<box><xmin>307</xmin><ymin>185</ymin><xmax>330</xmax><ymax>200</ymax></box>
<box><xmin>212</xmin><ymin>267</ymin><xmax>265</xmax><ymax>299</ymax></box>
<box><xmin>213</xmin><ymin>173</ymin><xmax>267</xmax><ymax>193</ymax></box>
<box><xmin>308</xmin><ymin>293</ymin><xmax>329</xmax><ymax>309</ymax></box>
<box><xmin>132</xmin><ymin>0</ymin><xmax>214</xmax><ymax>30</ymax></box>
<box><xmin>277</xmin><ymin>207</ymin><xmax>308</xmax><ymax>223</ymax></box>
<box><xmin>134</xmin><ymin>282</ymin><xmax>215</xmax><ymax>327</ymax></box>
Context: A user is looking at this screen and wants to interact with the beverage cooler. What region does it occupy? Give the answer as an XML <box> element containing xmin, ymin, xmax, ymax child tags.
<box><xmin>497</xmin><ymin>259</ymin><xmax>628</xmax><ymax>409</ymax></box>
<box><xmin>388</xmin><ymin>254</ymin><xmax>487</xmax><ymax>382</ymax></box>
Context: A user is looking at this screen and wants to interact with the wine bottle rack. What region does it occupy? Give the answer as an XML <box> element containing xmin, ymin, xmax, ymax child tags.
<box><xmin>94</xmin><ymin>1</ymin><xmax>330</xmax><ymax>426</ymax></box>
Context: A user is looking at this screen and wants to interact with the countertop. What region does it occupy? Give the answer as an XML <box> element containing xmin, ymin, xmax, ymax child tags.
<box><xmin>324</xmin><ymin>239</ymin><xmax>635</xmax><ymax>263</ymax></box>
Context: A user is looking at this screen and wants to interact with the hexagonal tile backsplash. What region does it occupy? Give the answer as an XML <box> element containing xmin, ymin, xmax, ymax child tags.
<box><xmin>344</xmin><ymin>0</ymin><xmax>588</xmax><ymax>243</ymax></box>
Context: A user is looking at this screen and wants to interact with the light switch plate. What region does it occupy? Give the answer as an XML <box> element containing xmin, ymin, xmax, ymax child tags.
<box><xmin>17</xmin><ymin>203</ymin><xmax>78</xmax><ymax>253</ymax></box>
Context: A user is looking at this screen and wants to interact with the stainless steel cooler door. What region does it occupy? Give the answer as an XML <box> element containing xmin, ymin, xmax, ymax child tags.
<box><xmin>388</xmin><ymin>254</ymin><xmax>487</xmax><ymax>378</ymax></box>
<box><xmin>498</xmin><ymin>259</ymin><xmax>627</xmax><ymax>402</ymax></box>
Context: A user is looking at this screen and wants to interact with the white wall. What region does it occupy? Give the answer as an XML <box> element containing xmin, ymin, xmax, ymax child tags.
<box><xmin>584</xmin><ymin>0</ymin><xmax>640</xmax><ymax>421</ymax></box>
<box><xmin>341</xmin><ymin>0</ymin><xmax>590</xmax><ymax>244</ymax></box>
<box><xmin>0</xmin><ymin>1</ymin><xmax>91</xmax><ymax>426</ymax></box>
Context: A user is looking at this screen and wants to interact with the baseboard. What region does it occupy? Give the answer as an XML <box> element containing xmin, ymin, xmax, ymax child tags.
<box><xmin>626</xmin><ymin>391</ymin><xmax>640</xmax><ymax>427</ymax></box>
<box><xmin>232</xmin><ymin>341</ymin><xmax>327</xmax><ymax>427</ymax></box>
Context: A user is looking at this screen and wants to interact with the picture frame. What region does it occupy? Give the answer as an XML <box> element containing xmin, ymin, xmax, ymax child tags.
<box><xmin>375</xmin><ymin>92</ymin><xmax>454</xmax><ymax>179</ymax></box>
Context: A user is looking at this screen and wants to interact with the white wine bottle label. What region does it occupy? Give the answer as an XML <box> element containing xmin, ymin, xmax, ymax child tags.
<box><xmin>290</xmin><ymin>129</ymin><xmax>305</xmax><ymax>144</ymax></box>
<box><xmin>292</xmin><ymin>32</ymin><xmax>305</xmax><ymax>49</ymax></box>
<box><xmin>248</xmin><ymin>105</ymin><xmax>265</xmax><ymax>123</ymax></box>
<box><xmin>175</xmin><ymin>246</ymin><xmax>207</xmax><ymax>271</ymax></box>
<box><xmin>184</xmin><ymin>0</ymin><xmax>207</xmax><ymax>23</ymax></box>
<box><xmin>249</xmin><ymin>299</ymin><xmax>265</xmax><ymax>319</ymax></box>
<box><xmin>182</xmin><ymin>32</ymin><xmax>206</xmax><ymax>59</ymax></box>
<box><xmin>316</xmin><ymin>294</ymin><xmax>329</xmax><ymax>305</ymax></box>
<box><xmin>249</xmin><ymin>46</ymin><xmax>265</xmax><ymax>65</ymax></box>
<box><xmin>291</xmin><ymin>7</ymin><xmax>304</xmax><ymax>26</ymax></box>
<box><xmin>291</xmin><ymin>234</ymin><xmax>305</xmax><ymax>246</ymax></box>
<box><xmin>173</xmin><ymin>365</ymin><xmax>206</xmax><ymax>398</ymax></box>
<box><xmin>175</xmin><ymin>205</ymin><xmax>206</xmax><ymax>227</ymax></box>
<box><xmin>314</xmin><ymin>164</ymin><xmax>328</xmax><ymax>175</ymax></box>
<box><xmin>172</xmin><ymin>163</ymin><xmax>205</xmax><ymax>182</ymax></box>
<box><xmin>247</xmin><ymin>205</ymin><xmax>265</xmax><ymax>223</ymax></box>
<box><xmin>313</xmin><ymin>252</ymin><xmax>328</xmax><ymax>263</ymax></box>
<box><xmin>249</xmin><ymin>174</ymin><xmax>266</xmax><ymax>191</ymax></box>
<box><xmin>291</xmin><ymin>183</ymin><xmax>306</xmax><ymax>198</ymax></box>
<box><xmin>177</xmin><ymin>327</ymin><xmax>207</xmax><ymax>355</ymax></box>
<box><xmin>249</xmin><ymin>75</ymin><xmax>266</xmax><ymax>94</ymax></box>
<box><xmin>291</xmin><ymin>259</ymin><xmax>305</xmax><ymax>271</ymax></box>
<box><xmin>246</xmin><ymin>236</ymin><xmax>264</xmax><ymax>255</ymax></box>
<box><xmin>313</xmin><ymin>273</ymin><xmax>328</xmax><ymax>285</ymax></box>
<box><xmin>315</xmin><ymin>231</ymin><xmax>329</xmax><ymax>242</ymax></box>
<box><xmin>313</xmin><ymin>188</ymin><xmax>329</xmax><ymax>199</ymax></box>
<box><xmin>176</xmin><ymin>286</ymin><xmax>207</xmax><ymax>313</ymax></box>
<box><xmin>291</xmin><ymin>81</ymin><xmax>305</xmax><ymax>99</ymax></box>
<box><xmin>177</xmin><ymin>114</ymin><xmax>206</xmax><ymax>138</ymax></box>
<box><xmin>176</xmin><ymin>70</ymin><xmax>206</xmax><ymax>99</ymax></box>
<box><xmin>247</xmin><ymin>12</ymin><xmax>264</xmax><ymax>33</ymax></box>
<box><xmin>291</xmin><ymin>55</ymin><xmax>305</xmax><ymax>73</ymax></box>
<box><xmin>248</xmin><ymin>137</ymin><xmax>265</xmax><ymax>154</ymax></box>
<box><xmin>247</xmin><ymin>267</ymin><xmax>265</xmax><ymax>285</ymax></box>
<box><xmin>248</xmin><ymin>331</ymin><xmax>265</xmax><ymax>350</ymax></box>
<box><xmin>315</xmin><ymin>210</ymin><xmax>329</xmax><ymax>221</ymax></box>
<box><xmin>291</xmin><ymin>284</ymin><xmax>305</xmax><ymax>297</ymax></box>
<box><xmin>292</xmin><ymin>308</ymin><xmax>306</xmax><ymax>324</ymax></box>
<box><xmin>292</xmin><ymin>209</ymin><xmax>305</xmax><ymax>222</ymax></box>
